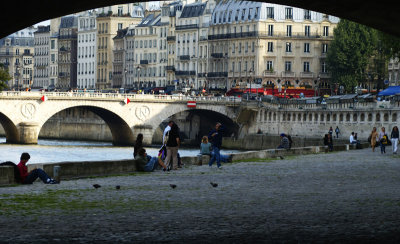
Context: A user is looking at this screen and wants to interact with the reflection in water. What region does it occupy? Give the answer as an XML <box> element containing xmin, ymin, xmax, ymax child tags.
<box><xmin>0</xmin><ymin>137</ymin><xmax>241</xmax><ymax>165</ymax></box>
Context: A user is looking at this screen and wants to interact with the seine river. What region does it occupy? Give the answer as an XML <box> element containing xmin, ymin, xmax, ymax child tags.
<box><xmin>0</xmin><ymin>137</ymin><xmax>241</xmax><ymax>165</ymax></box>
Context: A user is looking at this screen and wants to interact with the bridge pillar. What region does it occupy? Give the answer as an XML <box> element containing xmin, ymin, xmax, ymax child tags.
<box><xmin>18</xmin><ymin>122</ymin><xmax>39</xmax><ymax>144</ymax></box>
<box><xmin>133</xmin><ymin>125</ymin><xmax>154</xmax><ymax>145</ymax></box>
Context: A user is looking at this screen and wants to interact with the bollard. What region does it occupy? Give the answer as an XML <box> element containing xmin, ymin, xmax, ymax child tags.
<box><xmin>53</xmin><ymin>165</ymin><xmax>61</xmax><ymax>182</ymax></box>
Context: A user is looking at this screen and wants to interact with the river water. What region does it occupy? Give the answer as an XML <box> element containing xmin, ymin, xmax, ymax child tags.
<box><xmin>0</xmin><ymin>137</ymin><xmax>242</xmax><ymax>165</ymax></box>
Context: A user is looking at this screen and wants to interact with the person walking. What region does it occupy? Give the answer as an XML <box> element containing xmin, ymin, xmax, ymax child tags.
<box><xmin>335</xmin><ymin>126</ymin><xmax>340</xmax><ymax>138</ymax></box>
<box><xmin>164</xmin><ymin>123</ymin><xmax>180</xmax><ymax>170</ymax></box>
<box><xmin>378</xmin><ymin>127</ymin><xmax>388</xmax><ymax>154</ymax></box>
<box><xmin>369</xmin><ymin>127</ymin><xmax>379</xmax><ymax>152</ymax></box>
<box><xmin>391</xmin><ymin>126</ymin><xmax>399</xmax><ymax>154</ymax></box>
<box><xmin>133</xmin><ymin>133</ymin><xmax>143</xmax><ymax>158</ymax></box>
<box><xmin>328</xmin><ymin>127</ymin><xmax>333</xmax><ymax>137</ymax></box>
<box><xmin>208</xmin><ymin>122</ymin><xmax>224</xmax><ymax>169</ymax></box>
<box><xmin>17</xmin><ymin>153</ymin><xmax>59</xmax><ymax>184</ymax></box>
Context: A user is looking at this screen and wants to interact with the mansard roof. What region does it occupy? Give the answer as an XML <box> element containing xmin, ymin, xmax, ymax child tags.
<box><xmin>180</xmin><ymin>2</ymin><xmax>206</xmax><ymax>18</ymax></box>
<box><xmin>60</xmin><ymin>16</ymin><xmax>78</xmax><ymax>29</ymax></box>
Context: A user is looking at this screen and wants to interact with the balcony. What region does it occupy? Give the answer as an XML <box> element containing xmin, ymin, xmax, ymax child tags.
<box><xmin>179</xmin><ymin>55</ymin><xmax>190</xmax><ymax>61</ymax></box>
<box><xmin>167</xmin><ymin>36</ymin><xmax>176</xmax><ymax>41</ymax></box>
<box><xmin>281</xmin><ymin>71</ymin><xmax>295</xmax><ymax>78</ymax></box>
<box><xmin>319</xmin><ymin>72</ymin><xmax>331</xmax><ymax>79</ymax></box>
<box><xmin>175</xmin><ymin>70</ymin><xmax>196</xmax><ymax>76</ymax></box>
<box><xmin>207</xmin><ymin>72</ymin><xmax>228</xmax><ymax>78</ymax></box>
<box><xmin>166</xmin><ymin>65</ymin><xmax>175</xmax><ymax>71</ymax></box>
<box><xmin>263</xmin><ymin>70</ymin><xmax>277</xmax><ymax>77</ymax></box>
<box><xmin>175</xmin><ymin>24</ymin><xmax>199</xmax><ymax>30</ymax></box>
<box><xmin>198</xmin><ymin>73</ymin><xmax>207</xmax><ymax>78</ymax></box>
<box><xmin>140</xmin><ymin>60</ymin><xmax>149</xmax><ymax>65</ymax></box>
<box><xmin>211</xmin><ymin>53</ymin><xmax>224</xmax><ymax>59</ymax></box>
<box><xmin>300</xmin><ymin>72</ymin><xmax>314</xmax><ymax>78</ymax></box>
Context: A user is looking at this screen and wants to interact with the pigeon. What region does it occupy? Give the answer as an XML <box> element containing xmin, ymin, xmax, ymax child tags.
<box><xmin>93</xmin><ymin>184</ymin><xmax>101</xmax><ymax>189</ymax></box>
<box><xmin>279</xmin><ymin>156</ymin><xmax>284</xmax><ymax>159</ymax></box>
<box><xmin>169</xmin><ymin>184</ymin><xmax>177</xmax><ymax>189</ymax></box>
<box><xmin>116</xmin><ymin>185</ymin><xmax>121</xmax><ymax>190</ymax></box>
<box><xmin>210</xmin><ymin>182</ymin><xmax>218</xmax><ymax>188</ymax></box>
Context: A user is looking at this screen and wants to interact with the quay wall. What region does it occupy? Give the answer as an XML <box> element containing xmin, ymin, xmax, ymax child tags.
<box><xmin>0</xmin><ymin>142</ymin><xmax>370</xmax><ymax>185</ymax></box>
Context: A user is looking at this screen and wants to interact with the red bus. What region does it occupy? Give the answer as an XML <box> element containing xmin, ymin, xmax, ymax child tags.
<box><xmin>226</xmin><ymin>87</ymin><xmax>316</xmax><ymax>98</ymax></box>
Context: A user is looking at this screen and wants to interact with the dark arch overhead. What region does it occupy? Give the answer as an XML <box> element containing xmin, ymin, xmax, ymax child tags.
<box><xmin>0</xmin><ymin>113</ymin><xmax>19</xmax><ymax>143</ymax></box>
<box><xmin>0</xmin><ymin>0</ymin><xmax>399</xmax><ymax>38</ymax></box>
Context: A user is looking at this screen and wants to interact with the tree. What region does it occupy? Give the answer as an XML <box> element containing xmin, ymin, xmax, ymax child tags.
<box><xmin>327</xmin><ymin>19</ymin><xmax>378</xmax><ymax>93</ymax></box>
<box><xmin>0</xmin><ymin>64</ymin><xmax>11</xmax><ymax>92</ymax></box>
<box><xmin>379</xmin><ymin>32</ymin><xmax>400</xmax><ymax>59</ymax></box>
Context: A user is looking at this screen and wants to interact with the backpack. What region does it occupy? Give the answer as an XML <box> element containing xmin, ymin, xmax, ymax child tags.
<box><xmin>381</xmin><ymin>135</ymin><xmax>388</xmax><ymax>145</ymax></box>
<box><xmin>0</xmin><ymin>161</ymin><xmax>22</xmax><ymax>183</ymax></box>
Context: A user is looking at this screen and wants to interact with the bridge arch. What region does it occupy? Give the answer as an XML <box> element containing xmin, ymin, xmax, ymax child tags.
<box><xmin>0</xmin><ymin>112</ymin><xmax>19</xmax><ymax>143</ymax></box>
<box><xmin>148</xmin><ymin>105</ymin><xmax>239</xmax><ymax>145</ymax></box>
<box><xmin>38</xmin><ymin>105</ymin><xmax>135</xmax><ymax>146</ymax></box>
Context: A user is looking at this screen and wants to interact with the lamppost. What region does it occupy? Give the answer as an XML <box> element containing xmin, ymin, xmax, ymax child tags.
<box><xmin>124</xmin><ymin>67</ymin><xmax>128</xmax><ymax>89</ymax></box>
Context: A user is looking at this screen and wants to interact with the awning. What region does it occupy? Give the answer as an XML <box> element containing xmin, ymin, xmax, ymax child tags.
<box><xmin>378</xmin><ymin>86</ymin><xmax>400</xmax><ymax>96</ymax></box>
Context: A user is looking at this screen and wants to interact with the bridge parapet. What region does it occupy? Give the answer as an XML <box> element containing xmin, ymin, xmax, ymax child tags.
<box><xmin>0</xmin><ymin>91</ymin><xmax>241</xmax><ymax>105</ymax></box>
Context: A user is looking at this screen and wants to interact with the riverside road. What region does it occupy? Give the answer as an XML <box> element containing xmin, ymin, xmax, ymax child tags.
<box><xmin>1</xmin><ymin>148</ymin><xmax>400</xmax><ymax>243</ymax></box>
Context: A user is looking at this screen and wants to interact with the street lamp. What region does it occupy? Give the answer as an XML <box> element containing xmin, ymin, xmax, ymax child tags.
<box><xmin>136</xmin><ymin>66</ymin><xmax>141</xmax><ymax>90</ymax></box>
<box><xmin>124</xmin><ymin>67</ymin><xmax>128</xmax><ymax>88</ymax></box>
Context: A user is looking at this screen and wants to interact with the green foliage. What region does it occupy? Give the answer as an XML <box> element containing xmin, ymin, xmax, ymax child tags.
<box><xmin>379</xmin><ymin>32</ymin><xmax>400</xmax><ymax>59</ymax></box>
<box><xmin>0</xmin><ymin>64</ymin><xmax>11</xmax><ymax>91</ymax></box>
<box><xmin>327</xmin><ymin>20</ymin><xmax>378</xmax><ymax>93</ymax></box>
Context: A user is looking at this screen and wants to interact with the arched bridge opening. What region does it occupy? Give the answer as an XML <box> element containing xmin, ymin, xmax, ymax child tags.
<box><xmin>39</xmin><ymin>106</ymin><xmax>135</xmax><ymax>146</ymax></box>
<box><xmin>151</xmin><ymin>109</ymin><xmax>239</xmax><ymax>146</ymax></box>
<box><xmin>0</xmin><ymin>112</ymin><xmax>19</xmax><ymax>144</ymax></box>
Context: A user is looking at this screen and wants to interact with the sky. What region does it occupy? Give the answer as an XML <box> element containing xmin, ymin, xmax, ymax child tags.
<box><xmin>33</xmin><ymin>1</ymin><xmax>161</xmax><ymax>27</ymax></box>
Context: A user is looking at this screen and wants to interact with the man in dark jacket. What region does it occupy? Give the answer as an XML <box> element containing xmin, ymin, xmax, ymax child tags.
<box><xmin>208</xmin><ymin>122</ymin><xmax>224</xmax><ymax>169</ymax></box>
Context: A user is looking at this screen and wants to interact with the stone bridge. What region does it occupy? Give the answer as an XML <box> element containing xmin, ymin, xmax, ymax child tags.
<box><xmin>0</xmin><ymin>92</ymin><xmax>240</xmax><ymax>145</ymax></box>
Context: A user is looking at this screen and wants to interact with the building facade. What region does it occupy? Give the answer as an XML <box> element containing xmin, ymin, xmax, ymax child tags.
<box><xmin>58</xmin><ymin>16</ymin><xmax>78</xmax><ymax>89</ymax></box>
<box><xmin>77</xmin><ymin>11</ymin><xmax>97</xmax><ymax>89</ymax></box>
<box><xmin>96</xmin><ymin>8</ymin><xmax>143</xmax><ymax>89</ymax></box>
<box><xmin>112</xmin><ymin>27</ymin><xmax>127</xmax><ymax>88</ymax></box>
<box><xmin>209</xmin><ymin>1</ymin><xmax>339</xmax><ymax>93</ymax></box>
<box><xmin>33</xmin><ymin>25</ymin><xmax>50</xmax><ymax>89</ymax></box>
<box><xmin>0</xmin><ymin>26</ymin><xmax>36</xmax><ymax>90</ymax></box>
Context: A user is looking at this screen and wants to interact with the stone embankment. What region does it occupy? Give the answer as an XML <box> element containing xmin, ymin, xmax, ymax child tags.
<box><xmin>0</xmin><ymin>141</ymin><xmax>368</xmax><ymax>185</ymax></box>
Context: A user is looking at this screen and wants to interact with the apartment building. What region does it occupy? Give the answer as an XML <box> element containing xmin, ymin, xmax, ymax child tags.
<box><xmin>175</xmin><ymin>0</ymin><xmax>214</xmax><ymax>91</ymax></box>
<box><xmin>58</xmin><ymin>15</ymin><xmax>78</xmax><ymax>89</ymax></box>
<box><xmin>33</xmin><ymin>25</ymin><xmax>50</xmax><ymax>89</ymax></box>
<box><xmin>112</xmin><ymin>27</ymin><xmax>127</xmax><ymax>88</ymax></box>
<box><xmin>77</xmin><ymin>11</ymin><xmax>97</xmax><ymax>89</ymax></box>
<box><xmin>209</xmin><ymin>0</ymin><xmax>339</xmax><ymax>92</ymax></box>
<box><xmin>0</xmin><ymin>26</ymin><xmax>36</xmax><ymax>90</ymax></box>
<box><xmin>388</xmin><ymin>57</ymin><xmax>399</xmax><ymax>86</ymax></box>
<box><xmin>96</xmin><ymin>7</ymin><xmax>143</xmax><ymax>89</ymax></box>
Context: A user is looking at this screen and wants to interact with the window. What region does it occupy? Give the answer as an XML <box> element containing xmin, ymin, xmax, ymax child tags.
<box><xmin>241</xmin><ymin>9</ymin><xmax>246</xmax><ymax>20</ymax></box>
<box><xmin>286</xmin><ymin>25</ymin><xmax>292</xmax><ymax>37</ymax></box>
<box><xmin>228</xmin><ymin>11</ymin><xmax>232</xmax><ymax>22</ymax></box>
<box><xmin>51</xmin><ymin>40</ymin><xmax>55</xmax><ymax>49</ymax></box>
<box><xmin>248</xmin><ymin>8</ymin><xmax>252</xmax><ymax>20</ymax></box>
<box><xmin>285</xmin><ymin>42</ymin><xmax>292</xmax><ymax>52</ymax></box>
<box><xmin>305</xmin><ymin>26</ymin><xmax>310</xmax><ymax>37</ymax></box>
<box><xmin>239</xmin><ymin>42</ymin><xmax>242</xmax><ymax>53</ymax></box>
<box><xmin>232</xmin><ymin>61</ymin><xmax>235</xmax><ymax>72</ymax></box>
<box><xmin>285</xmin><ymin>61</ymin><xmax>292</xmax><ymax>71</ymax></box>
<box><xmin>267</xmin><ymin>42</ymin><xmax>273</xmax><ymax>52</ymax></box>
<box><xmin>323</xmin><ymin>26</ymin><xmax>329</xmax><ymax>36</ymax></box>
<box><xmin>266</xmin><ymin>61</ymin><xmax>273</xmax><ymax>71</ymax></box>
<box><xmin>322</xmin><ymin>43</ymin><xmax>328</xmax><ymax>53</ymax></box>
<box><xmin>303</xmin><ymin>62</ymin><xmax>310</xmax><ymax>72</ymax></box>
<box><xmin>235</xmin><ymin>10</ymin><xmax>239</xmax><ymax>21</ymax></box>
<box><xmin>268</xmin><ymin>25</ymin><xmax>273</xmax><ymax>36</ymax></box>
<box><xmin>285</xmin><ymin>8</ymin><xmax>293</xmax><ymax>19</ymax></box>
<box><xmin>266</xmin><ymin>7</ymin><xmax>274</xmax><ymax>19</ymax></box>
<box><xmin>245</xmin><ymin>42</ymin><xmax>248</xmax><ymax>53</ymax></box>
<box><xmin>304</xmin><ymin>43</ymin><xmax>310</xmax><ymax>53</ymax></box>
<box><xmin>232</xmin><ymin>43</ymin><xmax>235</xmax><ymax>53</ymax></box>
<box><xmin>321</xmin><ymin>62</ymin><xmax>327</xmax><ymax>73</ymax></box>
<box><xmin>304</xmin><ymin>10</ymin><xmax>311</xmax><ymax>20</ymax></box>
<box><xmin>238</xmin><ymin>61</ymin><xmax>241</xmax><ymax>72</ymax></box>
<box><xmin>252</xmin><ymin>42</ymin><xmax>255</xmax><ymax>52</ymax></box>
<box><xmin>255</xmin><ymin>7</ymin><xmax>259</xmax><ymax>18</ymax></box>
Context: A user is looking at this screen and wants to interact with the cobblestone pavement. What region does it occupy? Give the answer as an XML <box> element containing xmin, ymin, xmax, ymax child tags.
<box><xmin>1</xmin><ymin>147</ymin><xmax>400</xmax><ymax>243</ymax></box>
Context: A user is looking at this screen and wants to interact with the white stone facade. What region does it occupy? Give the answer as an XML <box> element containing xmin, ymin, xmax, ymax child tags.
<box><xmin>33</xmin><ymin>26</ymin><xmax>50</xmax><ymax>89</ymax></box>
<box><xmin>78</xmin><ymin>12</ymin><xmax>97</xmax><ymax>89</ymax></box>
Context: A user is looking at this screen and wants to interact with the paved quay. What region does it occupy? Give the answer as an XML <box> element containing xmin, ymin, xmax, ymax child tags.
<box><xmin>1</xmin><ymin>147</ymin><xmax>400</xmax><ymax>243</ymax></box>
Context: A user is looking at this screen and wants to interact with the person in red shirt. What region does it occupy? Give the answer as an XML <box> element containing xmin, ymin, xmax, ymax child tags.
<box><xmin>17</xmin><ymin>152</ymin><xmax>58</xmax><ymax>184</ymax></box>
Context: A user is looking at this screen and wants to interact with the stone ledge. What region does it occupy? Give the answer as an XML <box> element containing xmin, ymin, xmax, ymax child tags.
<box><xmin>0</xmin><ymin>142</ymin><xmax>372</xmax><ymax>185</ymax></box>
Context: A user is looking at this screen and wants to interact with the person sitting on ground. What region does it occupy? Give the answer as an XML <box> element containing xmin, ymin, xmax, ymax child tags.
<box><xmin>324</xmin><ymin>134</ymin><xmax>334</xmax><ymax>151</ymax></box>
<box><xmin>135</xmin><ymin>148</ymin><xmax>167</xmax><ymax>172</ymax></box>
<box><xmin>17</xmin><ymin>153</ymin><xmax>59</xmax><ymax>184</ymax></box>
<box><xmin>349</xmin><ymin>132</ymin><xmax>358</xmax><ymax>144</ymax></box>
<box><xmin>277</xmin><ymin>133</ymin><xmax>290</xmax><ymax>149</ymax></box>
<box><xmin>200</xmin><ymin>136</ymin><xmax>212</xmax><ymax>156</ymax></box>
<box><xmin>133</xmin><ymin>133</ymin><xmax>143</xmax><ymax>158</ymax></box>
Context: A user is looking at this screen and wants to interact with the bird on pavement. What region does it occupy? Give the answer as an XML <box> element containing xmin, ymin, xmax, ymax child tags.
<box><xmin>279</xmin><ymin>156</ymin><xmax>284</xmax><ymax>159</ymax></box>
<box><xmin>116</xmin><ymin>185</ymin><xmax>121</xmax><ymax>190</ymax></box>
<box><xmin>169</xmin><ymin>184</ymin><xmax>177</xmax><ymax>189</ymax></box>
<box><xmin>210</xmin><ymin>182</ymin><xmax>218</xmax><ymax>188</ymax></box>
<box><xmin>93</xmin><ymin>184</ymin><xmax>101</xmax><ymax>189</ymax></box>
